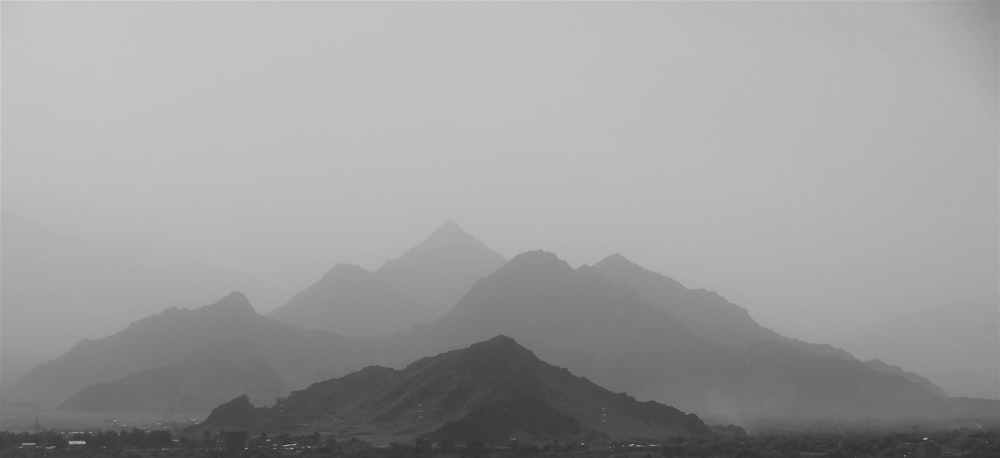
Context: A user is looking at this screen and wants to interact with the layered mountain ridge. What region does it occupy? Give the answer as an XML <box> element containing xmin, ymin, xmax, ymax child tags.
<box><xmin>267</xmin><ymin>221</ymin><xmax>506</xmax><ymax>337</ymax></box>
<box><xmin>268</xmin><ymin>263</ymin><xmax>419</xmax><ymax>337</ymax></box>
<box><xmin>376</xmin><ymin>220</ymin><xmax>507</xmax><ymax>320</ymax></box>
<box><xmin>11</xmin><ymin>292</ymin><xmax>369</xmax><ymax>412</ymax></box>
<box><xmin>383</xmin><ymin>250</ymin><xmax>958</xmax><ymax>423</ymax></box>
<box><xmin>11</xmin><ymin>221</ymin><xmax>995</xmax><ymax>429</ymax></box>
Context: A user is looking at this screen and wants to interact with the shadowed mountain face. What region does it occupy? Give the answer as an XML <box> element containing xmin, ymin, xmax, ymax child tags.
<box><xmin>268</xmin><ymin>264</ymin><xmax>420</xmax><ymax>337</ymax></box>
<box><xmin>193</xmin><ymin>336</ymin><xmax>712</xmax><ymax>443</ymax></box>
<box><xmin>10</xmin><ymin>292</ymin><xmax>368</xmax><ymax>411</ymax></box>
<box><xmin>376</xmin><ymin>251</ymin><xmax>966</xmax><ymax>424</ymax></box>
<box><xmin>376</xmin><ymin>220</ymin><xmax>507</xmax><ymax>321</ymax></box>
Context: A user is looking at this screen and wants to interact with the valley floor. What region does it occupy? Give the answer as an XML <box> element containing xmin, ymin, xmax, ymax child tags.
<box><xmin>1</xmin><ymin>429</ymin><xmax>998</xmax><ymax>458</ymax></box>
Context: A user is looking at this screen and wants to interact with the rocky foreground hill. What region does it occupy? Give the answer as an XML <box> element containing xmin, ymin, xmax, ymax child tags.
<box><xmin>191</xmin><ymin>336</ymin><xmax>713</xmax><ymax>444</ymax></box>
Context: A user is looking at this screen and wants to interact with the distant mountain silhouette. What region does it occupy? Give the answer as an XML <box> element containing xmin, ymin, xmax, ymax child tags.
<box><xmin>838</xmin><ymin>301</ymin><xmax>1000</xmax><ymax>399</ymax></box>
<box><xmin>11</xmin><ymin>292</ymin><xmax>368</xmax><ymax>411</ymax></box>
<box><xmin>400</xmin><ymin>251</ymin><xmax>717</xmax><ymax>409</ymax></box>
<box><xmin>593</xmin><ymin>253</ymin><xmax>853</xmax><ymax>360</ymax></box>
<box><xmin>379</xmin><ymin>251</ymin><xmax>974</xmax><ymax>425</ymax></box>
<box><xmin>268</xmin><ymin>264</ymin><xmax>420</xmax><ymax>337</ymax></box>
<box><xmin>0</xmin><ymin>212</ymin><xmax>242</xmax><ymax>390</ymax></box>
<box><xmin>376</xmin><ymin>221</ymin><xmax>507</xmax><ymax>321</ymax></box>
<box><xmin>192</xmin><ymin>336</ymin><xmax>712</xmax><ymax>444</ymax></box>
<box><xmin>862</xmin><ymin>359</ymin><xmax>947</xmax><ymax>397</ymax></box>
<box><xmin>59</xmin><ymin>339</ymin><xmax>284</xmax><ymax>412</ymax></box>
<box><xmin>15</xmin><ymin>242</ymin><xmax>995</xmax><ymax>428</ymax></box>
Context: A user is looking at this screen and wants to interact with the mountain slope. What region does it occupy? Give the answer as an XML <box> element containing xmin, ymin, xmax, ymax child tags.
<box><xmin>838</xmin><ymin>301</ymin><xmax>1000</xmax><ymax>399</ymax></box>
<box><xmin>400</xmin><ymin>251</ymin><xmax>721</xmax><ymax>412</ymax></box>
<box><xmin>11</xmin><ymin>292</ymin><xmax>368</xmax><ymax>411</ymax></box>
<box><xmin>193</xmin><ymin>336</ymin><xmax>712</xmax><ymax>444</ymax></box>
<box><xmin>593</xmin><ymin>254</ymin><xmax>852</xmax><ymax>360</ymax></box>
<box><xmin>376</xmin><ymin>221</ymin><xmax>506</xmax><ymax>320</ymax></box>
<box><xmin>268</xmin><ymin>264</ymin><xmax>419</xmax><ymax>337</ymax></box>
<box><xmin>58</xmin><ymin>339</ymin><xmax>285</xmax><ymax>412</ymax></box>
<box><xmin>376</xmin><ymin>251</ymin><xmax>961</xmax><ymax>425</ymax></box>
<box><xmin>0</xmin><ymin>212</ymin><xmax>237</xmax><ymax>391</ymax></box>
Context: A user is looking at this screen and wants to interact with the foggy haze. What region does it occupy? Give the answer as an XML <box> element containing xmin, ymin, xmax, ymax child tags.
<box><xmin>2</xmin><ymin>1</ymin><xmax>998</xmax><ymax>399</ymax></box>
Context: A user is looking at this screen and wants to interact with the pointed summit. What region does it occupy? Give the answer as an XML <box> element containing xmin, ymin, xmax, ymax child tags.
<box><xmin>426</xmin><ymin>219</ymin><xmax>465</xmax><ymax>240</ymax></box>
<box><xmin>596</xmin><ymin>253</ymin><xmax>641</xmax><ymax>270</ymax></box>
<box><xmin>203</xmin><ymin>291</ymin><xmax>255</xmax><ymax>315</ymax></box>
<box><xmin>376</xmin><ymin>221</ymin><xmax>507</xmax><ymax>320</ymax></box>
<box><xmin>419</xmin><ymin>220</ymin><xmax>490</xmax><ymax>250</ymax></box>
<box><xmin>269</xmin><ymin>263</ymin><xmax>418</xmax><ymax>337</ymax></box>
<box><xmin>467</xmin><ymin>334</ymin><xmax>536</xmax><ymax>359</ymax></box>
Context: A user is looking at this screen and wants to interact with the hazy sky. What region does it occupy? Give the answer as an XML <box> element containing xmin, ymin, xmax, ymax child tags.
<box><xmin>3</xmin><ymin>1</ymin><xmax>997</xmax><ymax>352</ymax></box>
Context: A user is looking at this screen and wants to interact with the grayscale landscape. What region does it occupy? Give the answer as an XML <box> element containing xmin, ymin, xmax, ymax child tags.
<box><xmin>1</xmin><ymin>1</ymin><xmax>997</xmax><ymax>457</ymax></box>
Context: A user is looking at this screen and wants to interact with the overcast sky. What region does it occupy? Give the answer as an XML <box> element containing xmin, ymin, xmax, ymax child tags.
<box><xmin>3</xmin><ymin>1</ymin><xmax>997</xmax><ymax>352</ymax></box>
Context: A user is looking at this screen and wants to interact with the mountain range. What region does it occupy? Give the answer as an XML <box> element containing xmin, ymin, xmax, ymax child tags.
<box><xmin>8</xmin><ymin>221</ymin><xmax>997</xmax><ymax>430</ymax></box>
<box><xmin>266</xmin><ymin>221</ymin><xmax>506</xmax><ymax>336</ymax></box>
<box><xmin>379</xmin><ymin>250</ymin><xmax>960</xmax><ymax>423</ymax></box>
<box><xmin>191</xmin><ymin>336</ymin><xmax>712</xmax><ymax>444</ymax></box>
<box><xmin>11</xmin><ymin>292</ymin><xmax>370</xmax><ymax>412</ymax></box>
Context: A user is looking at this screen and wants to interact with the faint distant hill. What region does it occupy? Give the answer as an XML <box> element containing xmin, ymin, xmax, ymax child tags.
<box><xmin>268</xmin><ymin>264</ymin><xmax>420</xmax><ymax>337</ymax></box>
<box><xmin>591</xmin><ymin>253</ymin><xmax>947</xmax><ymax>397</ymax></box>
<box><xmin>376</xmin><ymin>220</ymin><xmax>507</xmax><ymax>321</ymax></box>
<box><xmin>59</xmin><ymin>339</ymin><xmax>284</xmax><ymax>413</ymax></box>
<box><xmin>10</xmin><ymin>292</ymin><xmax>369</xmax><ymax>411</ymax></box>
<box><xmin>0</xmin><ymin>212</ymin><xmax>234</xmax><ymax>390</ymax></box>
<box><xmin>593</xmin><ymin>253</ymin><xmax>851</xmax><ymax>358</ymax></box>
<box><xmin>267</xmin><ymin>221</ymin><xmax>506</xmax><ymax>337</ymax></box>
<box><xmin>192</xmin><ymin>336</ymin><xmax>712</xmax><ymax>444</ymax></box>
<box><xmin>380</xmin><ymin>251</ymin><xmax>972</xmax><ymax>425</ymax></box>
<box><xmin>837</xmin><ymin>301</ymin><xmax>1000</xmax><ymax>399</ymax></box>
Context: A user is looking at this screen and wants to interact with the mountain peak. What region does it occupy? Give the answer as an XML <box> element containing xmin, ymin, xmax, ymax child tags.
<box><xmin>595</xmin><ymin>253</ymin><xmax>643</xmax><ymax>271</ymax></box>
<box><xmin>423</xmin><ymin>219</ymin><xmax>478</xmax><ymax>245</ymax></box>
<box><xmin>203</xmin><ymin>291</ymin><xmax>255</xmax><ymax>314</ymax></box>
<box><xmin>476</xmin><ymin>334</ymin><xmax>527</xmax><ymax>352</ymax></box>
<box><xmin>322</xmin><ymin>263</ymin><xmax>367</xmax><ymax>279</ymax></box>
<box><xmin>448</xmin><ymin>335</ymin><xmax>540</xmax><ymax>368</ymax></box>
<box><xmin>504</xmin><ymin>250</ymin><xmax>573</xmax><ymax>273</ymax></box>
<box><xmin>375</xmin><ymin>221</ymin><xmax>507</xmax><ymax>319</ymax></box>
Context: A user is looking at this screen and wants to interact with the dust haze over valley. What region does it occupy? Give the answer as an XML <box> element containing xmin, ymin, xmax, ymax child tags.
<box><xmin>1</xmin><ymin>0</ymin><xmax>998</xmax><ymax>434</ymax></box>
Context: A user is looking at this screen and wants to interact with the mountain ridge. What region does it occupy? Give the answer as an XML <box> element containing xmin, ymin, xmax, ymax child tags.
<box><xmin>192</xmin><ymin>335</ymin><xmax>713</xmax><ymax>444</ymax></box>
<box><xmin>268</xmin><ymin>263</ymin><xmax>419</xmax><ymax>337</ymax></box>
<box><xmin>376</xmin><ymin>221</ymin><xmax>507</xmax><ymax>321</ymax></box>
<box><xmin>10</xmin><ymin>292</ymin><xmax>368</xmax><ymax>410</ymax></box>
